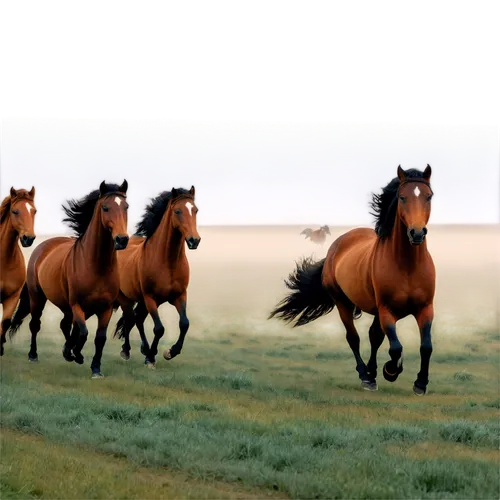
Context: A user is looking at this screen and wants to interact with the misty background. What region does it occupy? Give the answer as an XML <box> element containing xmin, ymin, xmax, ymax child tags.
<box><xmin>1</xmin><ymin>119</ymin><xmax>499</xmax><ymax>234</ymax></box>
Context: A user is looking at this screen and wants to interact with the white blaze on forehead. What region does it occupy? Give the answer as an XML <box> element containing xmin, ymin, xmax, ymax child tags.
<box><xmin>114</xmin><ymin>196</ymin><xmax>122</xmax><ymax>206</ymax></box>
<box><xmin>25</xmin><ymin>202</ymin><xmax>33</xmax><ymax>214</ymax></box>
<box><xmin>185</xmin><ymin>201</ymin><xmax>194</xmax><ymax>216</ymax></box>
<box><xmin>414</xmin><ymin>186</ymin><xmax>421</xmax><ymax>197</ymax></box>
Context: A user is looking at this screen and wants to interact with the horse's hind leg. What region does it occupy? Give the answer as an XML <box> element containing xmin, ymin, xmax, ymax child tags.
<box><xmin>365</xmin><ymin>316</ymin><xmax>385</xmax><ymax>390</ymax></box>
<box><xmin>70</xmin><ymin>305</ymin><xmax>89</xmax><ymax>365</ymax></box>
<box><xmin>0</xmin><ymin>291</ymin><xmax>22</xmax><ymax>356</ymax></box>
<box><xmin>134</xmin><ymin>301</ymin><xmax>151</xmax><ymax>359</ymax></box>
<box><xmin>116</xmin><ymin>293</ymin><xmax>136</xmax><ymax>360</ymax></box>
<box><xmin>60</xmin><ymin>311</ymin><xmax>76</xmax><ymax>362</ymax></box>
<box><xmin>28</xmin><ymin>287</ymin><xmax>47</xmax><ymax>362</ymax></box>
<box><xmin>336</xmin><ymin>300</ymin><xmax>372</xmax><ymax>389</ymax></box>
<box><xmin>164</xmin><ymin>293</ymin><xmax>189</xmax><ymax>361</ymax></box>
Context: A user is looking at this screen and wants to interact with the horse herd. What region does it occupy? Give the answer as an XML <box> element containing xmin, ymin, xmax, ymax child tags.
<box><xmin>1</xmin><ymin>165</ymin><xmax>436</xmax><ymax>395</ymax></box>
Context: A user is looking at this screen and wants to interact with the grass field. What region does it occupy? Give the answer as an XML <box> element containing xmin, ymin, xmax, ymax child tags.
<box><xmin>1</xmin><ymin>225</ymin><xmax>499</xmax><ymax>499</ymax></box>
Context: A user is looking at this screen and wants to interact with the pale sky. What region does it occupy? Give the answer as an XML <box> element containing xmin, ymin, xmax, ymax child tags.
<box><xmin>1</xmin><ymin>119</ymin><xmax>499</xmax><ymax>233</ymax></box>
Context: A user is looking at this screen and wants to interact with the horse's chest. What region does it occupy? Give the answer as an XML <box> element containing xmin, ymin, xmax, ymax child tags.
<box><xmin>380</xmin><ymin>279</ymin><xmax>429</xmax><ymax>315</ymax></box>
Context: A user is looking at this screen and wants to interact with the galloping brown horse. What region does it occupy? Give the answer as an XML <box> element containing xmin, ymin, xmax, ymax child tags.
<box><xmin>114</xmin><ymin>187</ymin><xmax>200</xmax><ymax>367</ymax></box>
<box><xmin>0</xmin><ymin>187</ymin><xmax>36</xmax><ymax>356</ymax></box>
<box><xmin>8</xmin><ymin>181</ymin><xmax>129</xmax><ymax>378</ymax></box>
<box><xmin>301</xmin><ymin>225</ymin><xmax>330</xmax><ymax>245</ymax></box>
<box><xmin>270</xmin><ymin>166</ymin><xmax>435</xmax><ymax>395</ymax></box>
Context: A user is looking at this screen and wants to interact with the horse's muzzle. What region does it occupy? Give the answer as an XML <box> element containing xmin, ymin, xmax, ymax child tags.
<box><xmin>408</xmin><ymin>227</ymin><xmax>427</xmax><ymax>246</ymax></box>
<box><xmin>186</xmin><ymin>237</ymin><xmax>200</xmax><ymax>250</ymax></box>
<box><xmin>20</xmin><ymin>235</ymin><xmax>36</xmax><ymax>247</ymax></box>
<box><xmin>114</xmin><ymin>235</ymin><xmax>129</xmax><ymax>250</ymax></box>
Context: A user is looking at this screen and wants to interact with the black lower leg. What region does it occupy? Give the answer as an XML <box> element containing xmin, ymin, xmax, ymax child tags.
<box><xmin>147</xmin><ymin>313</ymin><xmax>165</xmax><ymax>364</ymax></box>
<box><xmin>414</xmin><ymin>322</ymin><xmax>432</xmax><ymax>393</ymax></box>
<box><xmin>366</xmin><ymin>317</ymin><xmax>384</xmax><ymax>380</ymax></box>
<box><xmin>72</xmin><ymin>322</ymin><xmax>88</xmax><ymax>364</ymax></box>
<box><xmin>28</xmin><ymin>317</ymin><xmax>41</xmax><ymax>361</ymax></box>
<box><xmin>167</xmin><ymin>308</ymin><xmax>189</xmax><ymax>359</ymax></box>
<box><xmin>90</xmin><ymin>328</ymin><xmax>107</xmax><ymax>376</ymax></box>
<box><xmin>383</xmin><ymin>324</ymin><xmax>403</xmax><ymax>381</ymax></box>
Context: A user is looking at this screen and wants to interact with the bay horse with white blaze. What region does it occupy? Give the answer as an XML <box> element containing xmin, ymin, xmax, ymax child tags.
<box><xmin>8</xmin><ymin>181</ymin><xmax>129</xmax><ymax>378</ymax></box>
<box><xmin>114</xmin><ymin>187</ymin><xmax>200</xmax><ymax>367</ymax></box>
<box><xmin>0</xmin><ymin>187</ymin><xmax>36</xmax><ymax>356</ymax></box>
<box><xmin>270</xmin><ymin>166</ymin><xmax>435</xmax><ymax>395</ymax></box>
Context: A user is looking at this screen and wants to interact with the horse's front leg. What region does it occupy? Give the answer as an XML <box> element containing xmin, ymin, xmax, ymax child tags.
<box><xmin>413</xmin><ymin>304</ymin><xmax>434</xmax><ymax>396</ymax></box>
<box><xmin>163</xmin><ymin>293</ymin><xmax>189</xmax><ymax>361</ymax></box>
<box><xmin>90</xmin><ymin>307</ymin><xmax>113</xmax><ymax>378</ymax></box>
<box><xmin>143</xmin><ymin>296</ymin><xmax>164</xmax><ymax>368</ymax></box>
<box><xmin>379</xmin><ymin>307</ymin><xmax>404</xmax><ymax>382</ymax></box>
<box><xmin>70</xmin><ymin>304</ymin><xmax>89</xmax><ymax>365</ymax></box>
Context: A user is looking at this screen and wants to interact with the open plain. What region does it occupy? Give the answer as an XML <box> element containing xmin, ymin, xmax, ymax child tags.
<box><xmin>1</xmin><ymin>224</ymin><xmax>499</xmax><ymax>499</ymax></box>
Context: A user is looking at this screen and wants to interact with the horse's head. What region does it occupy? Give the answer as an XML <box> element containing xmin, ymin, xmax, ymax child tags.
<box><xmin>321</xmin><ymin>225</ymin><xmax>331</xmax><ymax>235</ymax></box>
<box><xmin>98</xmin><ymin>180</ymin><xmax>129</xmax><ymax>250</ymax></box>
<box><xmin>170</xmin><ymin>186</ymin><xmax>201</xmax><ymax>250</ymax></box>
<box><xmin>8</xmin><ymin>187</ymin><xmax>37</xmax><ymax>247</ymax></box>
<box><xmin>397</xmin><ymin>165</ymin><xmax>433</xmax><ymax>246</ymax></box>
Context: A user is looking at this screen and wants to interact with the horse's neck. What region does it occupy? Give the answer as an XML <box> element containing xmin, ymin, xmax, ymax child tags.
<box><xmin>0</xmin><ymin>219</ymin><xmax>21</xmax><ymax>264</ymax></box>
<box><xmin>146</xmin><ymin>211</ymin><xmax>185</xmax><ymax>268</ymax></box>
<box><xmin>78</xmin><ymin>215</ymin><xmax>116</xmax><ymax>271</ymax></box>
<box><xmin>386</xmin><ymin>220</ymin><xmax>428</xmax><ymax>270</ymax></box>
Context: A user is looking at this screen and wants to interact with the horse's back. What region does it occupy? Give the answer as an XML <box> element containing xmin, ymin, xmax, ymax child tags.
<box><xmin>323</xmin><ymin>228</ymin><xmax>378</xmax><ymax>313</ymax></box>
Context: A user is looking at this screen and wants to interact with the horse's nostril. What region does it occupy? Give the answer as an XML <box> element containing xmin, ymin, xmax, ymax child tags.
<box><xmin>422</xmin><ymin>227</ymin><xmax>428</xmax><ymax>235</ymax></box>
<box><xmin>409</xmin><ymin>229</ymin><xmax>416</xmax><ymax>237</ymax></box>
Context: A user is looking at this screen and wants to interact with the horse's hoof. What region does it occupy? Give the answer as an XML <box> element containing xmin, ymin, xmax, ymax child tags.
<box><xmin>361</xmin><ymin>380</ymin><xmax>377</xmax><ymax>391</ymax></box>
<box><xmin>91</xmin><ymin>371</ymin><xmax>104</xmax><ymax>379</ymax></box>
<box><xmin>145</xmin><ymin>360</ymin><xmax>156</xmax><ymax>369</ymax></box>
<box><xmin>73</xmin><ymin>353</ymin><xmax>84</xmax><ymax>365</ymax></box>
<box><xmin>163</xmin><ymin>349</ymin><xmax>173</xmax><ymax>360</ymax></box>
<box><xmin>413</xmin><ymin>384</ymin><xmax>426</xmax><ymax>396</ymax></box>
<box><xmin>120</xmin><ymin>351</ymin><xmax>130</xmax><ymax>361</ymax></box>
<box><xmin>28</xmin><ymin>356</ymin><xmax>38</xmax><ymax>363</ymax></box>
<box><xmin>382</xmin><ymin>362</ymin><xmax>401</xmax><ymax>382</ymax></box>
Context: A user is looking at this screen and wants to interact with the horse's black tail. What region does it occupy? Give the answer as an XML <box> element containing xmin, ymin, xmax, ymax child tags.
<box><xmin>269</xmin><ymin>257</ymin><xmax>335</xmax><ymax>327</ymax></box>
<box><xmin>8</xmin><ymin>283</ymin><xmax>31</xmax><ymax>338</ymax></box>
<box><xmin>113</xmin><ymin>302</ymin><xmax>137</xmax><ymax>339</ymax></box>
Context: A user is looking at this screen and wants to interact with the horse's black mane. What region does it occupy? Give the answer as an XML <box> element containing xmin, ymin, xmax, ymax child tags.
<box><xmin>62</xmin><ymin>183</ymin><xmax>122</xmax><ymax>238</ymax></box>
<box><xmin>369</xmin><ymin>168</ymin><xmax>429</xmax><ymax>239</ymax></box>
<box><xmin>135</xmin><ymin>188</ymin><xmax>192</xmax><ymax>239</ymax></box>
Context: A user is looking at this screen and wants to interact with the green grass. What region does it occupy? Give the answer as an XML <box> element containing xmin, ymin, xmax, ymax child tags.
<box><xmin>1</xmin><ymin>331</ymin><xmax>499</xmax><ymax>499</ymax></box>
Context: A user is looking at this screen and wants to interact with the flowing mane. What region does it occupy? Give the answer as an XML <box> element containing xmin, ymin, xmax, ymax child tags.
<box><xmin>62</xmin><ymin>183</ymin><xmax>122</xmax><ymax>238</ymax></box>
<box><xmin>135</xmin><ymin>188</ymin><xmax>192</xmax><ymax>239</ymax></box>
<box><xmin>369</xmin><ymin>168</ymin><xmax>429</xmax><ymax>239</ymax></box>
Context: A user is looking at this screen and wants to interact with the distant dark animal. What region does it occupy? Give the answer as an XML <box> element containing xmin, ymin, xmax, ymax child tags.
<box><xmin>0</xmin><ymin>187</ymin><xmax>37</xmax><ymax>356</ymax></box>
<box><xmin>114</xmin><ymin>187</ymin><xmax>200</xmax><ymax>368</ymax></box>
<box><xmin>301</xmin><ymin>225</ymin><xmax>330</xmax><ymax>245</ymax></box>
<box><xmin>8</xmin><ymin>181</ymin><xmax>129</xmax><ymax>378</ymax></box>
<box><xmin>271</xmin><ymin>166</ymin><xmax>435</xmax><ymax>396</ymax></box>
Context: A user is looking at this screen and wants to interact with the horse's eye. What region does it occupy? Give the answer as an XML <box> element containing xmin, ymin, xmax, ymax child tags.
<box><xmin>102</xmin><ymin>206</ymin><xmax>109</xmax><ymax>212</ymax></box>
<box><xmin>12</xmin><ymin>210</ymin><xmax>19</xmax><ymax>215</ymax></box>
<box><xmin>427</xmin><ymin>195</ymin><xmax>433</xmax><ymax>201</ymax></box>
<box><xmin>175</xmin><ymin>209</ymin><xmax>182</xmax><ymax>215</ymax></box>
<box><xmin>399</xmin><ymin>196</ymin><xmax>406</xmax><ymax>203</ymax></box>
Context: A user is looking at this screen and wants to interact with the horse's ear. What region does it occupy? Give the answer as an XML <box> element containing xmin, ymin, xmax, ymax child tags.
<box><xmin>423</xmin><ymin>164</ymin><xmax>432</xmax><ymax>180</ymax></box>
<box><xmin>99</xmin><ymin>181</ymin><xmax>107</xmax><ymax>196</ymax></box>
<box><xmin>119</xmin><ymin>179</ymin><xmax>128</xmax><ymax>194</ymax></box>
<box><xmin>397</xmin><ymin>165</ymin><xmax>406</xmax><ymax>182</ymax></box>
<box><xmin>10</xmin><ymin>187</ymin><xmax>17</xmax><ymax>198</ymax></box>
<box><xmin>189</xmin><ymin>185</ymin><xmax>195</xmax><ymax>197</ymax></box>
<box><xmin>171</xmin><ymin>188</ymin><xmax>178</xmax><ymax>198</ymax></box>
<box><xmin>29</xmin><ymin>186</ymin><xmax>35</xmax><ymax>198</ymax></box>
